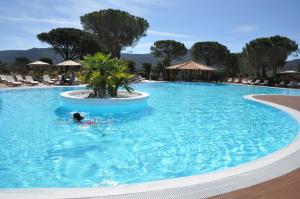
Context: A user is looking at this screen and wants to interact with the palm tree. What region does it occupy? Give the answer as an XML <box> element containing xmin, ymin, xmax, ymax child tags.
<box><xmin>81</xmin><ymin>52</ymin><xmax>133</xmax><ymax>98</ymax></box>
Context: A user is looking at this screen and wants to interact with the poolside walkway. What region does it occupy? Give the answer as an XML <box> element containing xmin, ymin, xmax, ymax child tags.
<box><xmin>212</xmin><ymin>95</ymin><xmax>300</xmax><ymax>199</ymax></box>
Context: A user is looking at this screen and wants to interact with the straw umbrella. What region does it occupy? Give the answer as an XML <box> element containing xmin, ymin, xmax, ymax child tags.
<box><xmin>27</xmin><ymin>61</ymin><xmax>50</xmax><ymax>77</ymax></box>
<box><xmin>166</xmin><ymin>61</ymin><xmax>215</xmax><ymax>81</ymax></box>
<box><xmin>277</xmin><ymin>70</ymin><xmax>300</xmax><ymax>81</ymax></box>
<box><xmin>57</xmin><ymin>60</ymin><xmax>81</xmax><ymax>73</ymax></box>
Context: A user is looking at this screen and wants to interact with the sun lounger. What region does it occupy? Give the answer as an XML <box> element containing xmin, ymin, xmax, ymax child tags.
<box><xmin>138</xmin><ymin>75</ymin><xmax>146</xmax><ymax>81</ymax></box>
<box><xmin>5</xmin><ymin>75</ymin><xmax>22</xmax><ymax>86</ymax></box>
<box><xmin>274</xmin><ymin>81</ymin><xmax>286</xmax><ymax>87</ymax></box>
<box><xmin>227</xmin><ymin>78</ymin><xmax>233</xmax><ymax>83</ymax></box>
<box><xmin>25</xmin><ymin>76</ymin><xmax>39</xmax><ymax>85</ymax></box>
<box><xmin>241</xmin><ymin>79</ymin><xmax>249</xmax><ymax>84</ymax></box>
<box><xmin>43</xmin><ymin>75</ymin><xmax>54</xmax><ymax>85</ymax></box>
<box><xmin>15</xmin><ymin>75</ymin><xmax>27</xmax><ymax>83</ymax></box>
<box><xmin>245</xmin><ymin>79</ymin><xmax>253</xmax><ymax>84</ymax></box>
<box><xmin>259</xmin><ymin>80</ymin><xmax>269</xmax><ymax>86</ymax></box>
<box><xmin>287</xmin><ymin>81</ymin><xmax>298</xmax><ymax>88</ymax></box>
<box><xmin>233</xmin><ymin>78</ymin><xmax>240</xmax><ymax>83</ymax></box>
<box><xmin>249</xmin><ymin>80</ymin><xmax>260</xmax><ymax>85</ymax></box>
<box><xmin>0</xmin><ymin>75</ymin><xmax>8</xmax><ymax>83</ymax></box>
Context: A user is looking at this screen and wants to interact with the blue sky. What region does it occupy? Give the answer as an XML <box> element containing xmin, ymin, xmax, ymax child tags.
<box><xmin>0</xmin><ymin>0</ymin><xmax>299</xmax><ymax>55</ymax></box>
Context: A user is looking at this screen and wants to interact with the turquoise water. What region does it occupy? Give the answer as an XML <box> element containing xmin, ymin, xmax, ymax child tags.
<box><xmin>0</xmin><ymin>82</ymin><xmax>299</xmax><ymax>188</ymax></box>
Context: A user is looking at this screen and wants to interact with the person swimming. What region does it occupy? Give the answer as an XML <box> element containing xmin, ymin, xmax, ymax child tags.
<box><xmin>73</xmin><ymin>112</ymin><xmax>84</xmax><ymax>122</ymax></box>
<box><xmin>73</xmin><ymin>112</ymin><xmax>95</xmax><ymax>125</ymax></box>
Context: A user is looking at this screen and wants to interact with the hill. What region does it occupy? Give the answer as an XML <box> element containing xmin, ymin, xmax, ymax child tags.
<box><xmin>0</xmin><ymin>48</ymin><xmax>298</xmax><ymax>71</ymax></box>
<box><xmin>284</xmin><ymin>58</ymin><xmax>300</xmax><ymax>71</ymax></box>
<box><xmin>0</xmin><ymin>48</ymin><xmax>158</xmax><ymax>70</ymax></box>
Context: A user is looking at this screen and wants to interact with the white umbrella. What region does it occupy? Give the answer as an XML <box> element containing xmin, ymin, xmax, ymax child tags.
<box><xmin>57</xmin><ymin>60</ymin><xmax>81</xmax><ymax>73</ymax></box>
<box><xmin>27</xmin><ymin>61</ymin><xmax>51</xmax><ymax>76</ymax></box>
<box><xmin>57</xmin><ymin>60</ymin><xmax>81</xmax><ymax>67</ymax></box>
<box><xmin>27</xmin><ymin>61</ymin><xmax>50</xmax><ymax>67</ymax></box>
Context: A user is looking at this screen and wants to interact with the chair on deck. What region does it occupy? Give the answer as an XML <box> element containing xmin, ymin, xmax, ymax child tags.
<box><xmin>260</xmin><ymin>80</ymin><xmax>269</xmax><ymax>86</ymax></box>
<box><xmin>274</xmin><ymin>81</ymin><xmax>286</xmax><ymax>87</ymax></box>
<box><xmin>5</xmin><ymin>75</ymin><xmax>22</xmax><ymax>86</ymax></box>
<box><xmin>233</xmin><ymin>78</ymin><xmax>240</xmax><ymax>83</ymax></box>
<box><xmin>15</xmin><ymin>75</ymin><xmax>26</xmax><ymax>82</ymax></box>
<box><xmin>25</xmin><ymin>76</ymin><xmax>39</xmax><ymax>85</ymax></box>
<box><xmin>287</xmin><ymin>81</ymin><xmax>298</xmax><ymax>88</ymax></box>
<box><xmin>250</xmin><ymin>80</ymin><xmax>260</xmax><ymax>85</ymax></box>
<box><xmin>43</xmin><ymin>75</ymin><xmax>54</xmax><ymax>85</ymax></box>
<box><xmin>241</xmin><ymin>79</ymin><xmax>249</xmax><ymax>84</ymax></box>
<box><xmin>0</xmin><ymin>75</ymin><xmax>8</xmax><ymax>83</ymax></box>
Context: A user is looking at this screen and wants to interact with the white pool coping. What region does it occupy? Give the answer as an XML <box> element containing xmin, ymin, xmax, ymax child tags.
<box><xmin>60</xmin><ymin>90</ymin><xmax>149</xmax><ymax>103</ymax></box>
<box><xmin>1</xmin><ymin>91</ymin><xmax>300</xmax><ymax>198</ymax></box>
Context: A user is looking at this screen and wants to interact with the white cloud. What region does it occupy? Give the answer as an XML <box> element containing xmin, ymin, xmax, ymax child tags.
<box><xmin>232</xmin><ymin>25</ymin><xmax>257</xmax><ymax>33</ymax></box>
<box><xmin>148</xmin><ymin>30</ymin><xmax>194</xmax><ymax>38</ymax></box>
<box><xmin>0</xmin><ymin>16</ymin><xmax>80</xmax><ymax>27</ymax></box>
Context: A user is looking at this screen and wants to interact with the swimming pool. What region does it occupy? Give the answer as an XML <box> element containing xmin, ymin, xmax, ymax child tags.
<box><xmin>0</xmin><ymin>82</ymin><xmax>299</xmax><ymax>188</ymax></box>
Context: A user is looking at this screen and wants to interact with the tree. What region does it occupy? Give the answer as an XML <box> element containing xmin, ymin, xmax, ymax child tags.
<box><xmin>0</xmin><ymin>60</ymin><xmax>7</xmax><ymax>73</ymax></box>
<box><xmin>142</xmin><ymin>62</ymin><xmax>152</xmax><ymax>79</ymax></box>
<box><xmin>79</xmin><ymin>32</ymin><xmax>103</xmax><ymax>57</ymax></box>
<box><xmin>242</xmin><ymin>36</ymin><xmax>298</xmax><ymax>78</ymax></box>
<box><xmin>39</xmin><ymin>57</ymin><xmax>53</xmax><ymax>65</ymax></box>
<box><xmin>225</xmin><ymin>53</ymin><xmax>240</xmax><ymax>76</ymax></box>
<box><xmin>81</xmin><ymin>52</ymin><xmax>133</xmax><ymax>98</ymax></box>
<box><xmin>81</xmin><ymin>9</ymin><xmax>149</xmax><ymax>58</ymax></box>
<box><xmin>126</xmin><ymin>60</ymin><xmax>136</xmax><ymax>73</ymax></box>
<box><xmin>13</xmin><ymin>57</ymin><xmax>31</xmax><ymax>74</ymax></box>
<box><xmin>268</xmin><ymin>35</ymin><xmax>298</xmax><ymax>77</ymax></box>
<box><xmin>150</xmin><ymin>40</ymin><xmax>187</xmax><ymax>67</ymax></box>
<box><xmin>242</xmin><ymin>38</ymin><xmax>272</xmax><ymax>78</ymax></box>
<box><xmin>191</xmin><ymin>42</ymin><xmax>230</xmax><ymax>66</ymax></box>
<box><xmin>37</xmin><ymin>28</ymin><xmax>101</xmax><ymax>60</ymax></box>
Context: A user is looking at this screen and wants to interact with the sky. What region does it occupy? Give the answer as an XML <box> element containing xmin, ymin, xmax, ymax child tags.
<box><xmin>0</xmin><ymin>0</ymin><xmax>299</xmax><ymax>56</ymax></box>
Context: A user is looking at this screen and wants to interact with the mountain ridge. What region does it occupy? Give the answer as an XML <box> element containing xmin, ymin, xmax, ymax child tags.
<box><xmin>0</xmin><ymin>48</ymin><xmax>299</xmax><ymax>71</ymax></box>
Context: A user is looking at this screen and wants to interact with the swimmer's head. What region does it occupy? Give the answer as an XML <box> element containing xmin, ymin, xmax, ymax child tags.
<box><xmin>73</xmin><ymin>112</ymin><xmax>83</xmax><ymax>121</ymax></box>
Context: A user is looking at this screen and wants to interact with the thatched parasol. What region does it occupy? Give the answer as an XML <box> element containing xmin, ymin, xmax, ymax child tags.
<box><xmin>27</xmin><ymin>61</ymin><xmax>50</xmax><ymax>67</ymax></box>
<box><xmin>166</xmin><ymin>61</ymin><xmax>215</xmax><ymax>71</ymax></box>
<box><xmin>57</xmin><ymin>60</ymin><xmax>81</xmax><ymax>73</ymax></box>
<box><xmin>165</xmin><ymin>61</ymin><xmax>215</xmax><ymax>81</ymax></box>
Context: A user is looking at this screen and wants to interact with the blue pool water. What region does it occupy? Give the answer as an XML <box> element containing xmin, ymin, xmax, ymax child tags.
<box><xmin>0</xmin><ymin>82</ymin><xmax>300</xmax><ymax>188</ymax></box>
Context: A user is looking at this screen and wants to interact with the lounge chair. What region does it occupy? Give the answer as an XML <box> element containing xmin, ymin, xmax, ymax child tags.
<box><xmin>259</xmin><ymin>80</ymin><xmax>269</xmax><ymax>86</ymax></box>
<box><xmin>247</xmin><ymin>79</ymin><xmax>254</xmax><ymax>84</ymax></box>
<box><xmin>274</xmin><ymin>81</ymin><xmax>286</xmax><ymax>87</ymax></box>
<box><xmin>0</xmin><ymin>75</ymin><xmax>8</xmax><ymax>83</ymax></box>
<box><xmin>5</xmin><ymin>75</ymin><xmax>22</xmax><ymax>86</ymax></box>
<box><xmin>233</xmin><ymin>78</ymin><xmax>240</xmax><ymax>83</ymax></box>
<box><xmin>250</xmin><ymin>80</ymin><xmax>260</xmax><ymax>85</ymax></box>
<box><xmin>138</xmin><ymin>75</ymin><xmax>146</xmax><ymax>81</ymax></box>
<box><xmin>43</xmin><ymin>75</ymin><xmax>54</xmax><ymax>85</ymax></box>
<box><xmin>25</xmin><ymin>76</ymin><xmax>39</xmax><ymax>85</ymax></box>
<box><xmin>296</xmin><ymin>82</ymin><xmax>300</xmax><ymax>88</ymax></box>
<box><xmin>15</xmin><ymin>75</ymin><xmax>27</xmax><ymax>83</ymax></box>
<box><xmin>51</xmin><ymin>75</ymin><xmax>63</xmax><ymax>85</ymax></box>
<box><xmin>227</xmin><ymin>78</ymin><xmax>233</xmax><ymax>83</ymax></box>
<box><xmin>241</xmin><ymin>79</ymin><xmax>249</xmax><ymax>84</ymax></box>
<box><xmin>287</xmin><ymin>81</ymin><xmax>298</xmax><ymax>88</ymax></box>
